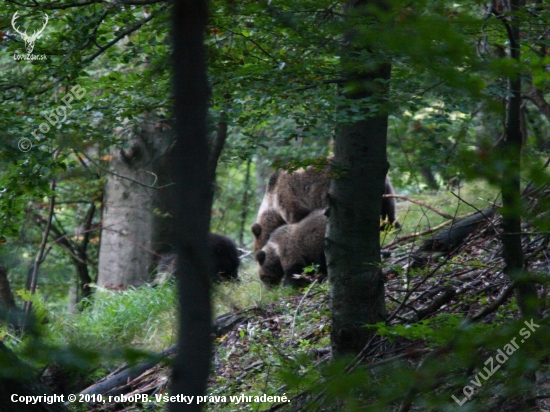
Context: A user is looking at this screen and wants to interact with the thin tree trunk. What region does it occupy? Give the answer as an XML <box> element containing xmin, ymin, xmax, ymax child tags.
<box><xmin>207</xmin><ymin>117</ymin><xmax>228</xmax><ymax>188</ymax></box>
<box><xmin>33</xmin><ymin>204</ymin><xmax>94</xmax><ymax>307</ymax></box>
<box><xmin>25</xmin><ymin>175</ymin><xmax>56</xmax><ymax>315</ymax></box>
<box><xmin>327</xmin><ymin>1</ymin><xmax>390</xmax><ymax>356</ymax></box>
<box><xmin>239</xmin><ymin>159</ymin><xmax>252</xmax><ymax>247</ymax></box>
<box><xmin>0</xmin><ymin>265</ymin><xmax>16</xmax><ymax>310</ymax></box>
<box><xmin>168</xmin><ymin>1</ymin><xmax>212</xmax><ymax>411</ymax></box>
<box><xmin>420</xmin><ymin>166</ymin><xmax>438</xmax><ymax>190</ymax></box>
<box><xmin>499</xmin><ymin>0</ymin><xmax>539</xmax><ymax>318</ymax></box>
<box><xmin>75</xmin><ymin>203</ymin><xmax>95</xmax><ymax>301</ymax></box>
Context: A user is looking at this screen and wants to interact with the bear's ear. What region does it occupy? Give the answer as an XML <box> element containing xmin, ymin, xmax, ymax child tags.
<box><xmin>256</xmin><ymin>250</ymin><xmax>266</xmax><ymax>265</ymax></box>
<box><xmin>251</xmin><ymin>223</ymin><xmax>262</xmax><ymax>237</ymax></box>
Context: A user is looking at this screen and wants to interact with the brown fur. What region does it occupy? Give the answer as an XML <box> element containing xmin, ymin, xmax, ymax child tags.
<box><xmin>251</xmin><ymin>209</ymin><xmax>286</xmax><ymax>253</ymax></box>
<box><xmin>252</xmin><ymin>165</ymin><xmax>330</xmax><ymax>253</ymax></box>
<box><xmin>381</xmin><ymin>178</ymin><xmax>400</xmax><ymax>229</ymax></box>
<box><xmin>255</xmin><ymin>210</ymin><xmax>326</xmax><ymax>287</ymax></box>
<box><xmin>268</xmin><ymin>167</ymin><xmax>330</xmax><ymax>224</ymax></box>
<box><xmin>252</xmin><ymin>164</ymin><xmax>399</xmax><ymax>252</ymax></box>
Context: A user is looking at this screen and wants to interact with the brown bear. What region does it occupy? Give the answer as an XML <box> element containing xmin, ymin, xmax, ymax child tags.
<box><xmin>250</xmin><ymin>208</ymin><xmax>286</xmax><ymax>254</ymax></box>
<box><xmin>251</xmin><ymin>166</ymin><xmax>329</xmax><ymax>252</ymax></box>
<box><xmin>251</xmin><ymin>164</ymin><xmax>398</xmax><ymax>252</ymax></box>
<box><xmin>255</xmin><ymin>210</ymin><xmax>327</xmax><ymax>287</ymax></box>
<box><xmin>381</xmin><ymin>177</ymin><xmax>399</xmax><ymax>230</ymax></box>
<box><xmin>157</xmin><ymin>233</ymin><xmax>240</xmax><ymax>284</ymax></box>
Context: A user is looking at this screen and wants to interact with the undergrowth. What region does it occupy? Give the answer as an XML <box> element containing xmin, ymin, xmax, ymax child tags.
<box><xmin>48</xmin><ymin>282</ymin><xmax>177</xmax><ymax>352</ymax></box>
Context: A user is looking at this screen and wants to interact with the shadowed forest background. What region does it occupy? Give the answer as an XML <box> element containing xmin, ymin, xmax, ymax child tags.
<box><xmin>1</xmin><ymin>0</ymin><xmax>550</xmax><ymax>411</ymax></box>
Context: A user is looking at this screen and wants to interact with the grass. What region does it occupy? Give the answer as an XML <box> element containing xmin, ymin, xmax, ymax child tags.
<box><xmin>36</xmin><ymin>181</ymin><xmax>499</xmax><ymax>358</ymax></box>
<box><xmin>212</xmin><ymin>255</ymin><xmax>296</xmax><ymax>318</ymax></box>
<box><xmin>48</xmin><ymin>282</ymin><xmax>177</xmax><ymax>352</ymax></box>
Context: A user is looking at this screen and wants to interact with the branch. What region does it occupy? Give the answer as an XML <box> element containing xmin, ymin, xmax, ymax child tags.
<box><xmin>225</xmin><ymin>29</ymin><xmax>278</xmax><ymax>62</ymax></box>
<box><xmin>524</xmin><ymin>84</ymin><xmax>550</xmax><ymax>123</ymax></box>
<box><xmin>1</xmin><ymin>84</ymin><xmax>24</xmax><ymax>90</ymax></box>
<box><xmin>4</xmin><ymin>0</ymin><xmax>103</xmax><ymax>8</ymax></box>
<box><xmin>293</xmin><ymin>78</ymin><xmax>345</xmax><ymax>92</ymax></box>
<box><xmin>33</xmin><ymin>211</ymin><xmax>96</xmax><ymax>266</ymax></box>
<box><xmin>84</xmin><ymin>1</ymin><xmax>172</xmax><ymax>63</ymax></box>
<box><xmin>488</xmin><ymin>5</ymin><xmax>515</xmax><ymax>47</ymax></box>
<box><xmin>383</xmin><ymin>194</ymin><xmax>454</xmax><ymax>219</ymax></box>
<box><xmin>384</xmin><ymin>219</ymin><xmax>454</xmax><ymax>249</ymax></box>
<box><xmin>80</xmin><ymin>151</ymin><xmax>169</xmax><ymax>189</ymax></box>
<box><xmin>470</xmin><ymin>281</ymin><xmax>517</xmax><ymax>321</ymax></box>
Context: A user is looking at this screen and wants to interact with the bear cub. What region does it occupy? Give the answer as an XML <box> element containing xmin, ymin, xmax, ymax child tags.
<box><xmin>256</xmin><ymin>210</ymin><xmax>326</xmax><ymax>287</ymax></box>
<box><xmin>157</xmin><ymin>233</ymin><xmax>240</xmax><ymax>283</ymax></box>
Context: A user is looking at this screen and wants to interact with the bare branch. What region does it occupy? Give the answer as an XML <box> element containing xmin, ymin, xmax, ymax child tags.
<box><xmin>383</xmin><ymin>194</ymin><xmax>454</xmax><ymax>219</ymax></box>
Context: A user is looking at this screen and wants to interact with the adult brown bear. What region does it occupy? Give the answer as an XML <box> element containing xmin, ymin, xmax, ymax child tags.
<box><xmin>255</xmin><ymin>210</ymin><xmax>326</xmax><ymax>287</ymax></box>
<box><xmin>251</xmin><ymin>164</ymin><xmax>398</xmax><ymax>252</ymax></box>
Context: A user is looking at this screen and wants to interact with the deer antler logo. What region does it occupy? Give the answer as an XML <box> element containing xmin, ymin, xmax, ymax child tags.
<box><xmin>11</xmin><ymin>12</ymin><xmax>49</xmax><ymax>54</ymax></box>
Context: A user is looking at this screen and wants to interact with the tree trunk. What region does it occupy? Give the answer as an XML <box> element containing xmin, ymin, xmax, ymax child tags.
<box><xmin>239</xmin><ymin>159</ymin><xmax>252</xmax><ymax>247</ymax></box>
<box><xmin>97</xmin><ymin>121</ymin><xmax>173</xmax><ymax>288</ymax></box>
<box><xmin>74</xmin><ymin>203</ymin><xmax>95</xmax><ymax>302</ymax></box>
<box><xmin>420</xmin><ymin>166</ymin><xmax>438</xmax><ymax>190</ymax></box>
<box><xmin>0</xmin><ymin>265</ymin><xmax>16</xmax><ymax>310</ymax></box>
<box><xmin>168</xmin><ymin>0</ymin><xmax>212</xmax><ymax>411</ymax></box>
<box><xmin>499</xmin><ymin>0</ymin><xmax>539</xmax><ymax>319</ymax></box>
<box><xmin>327</xmin><ymin>1</ymin><xmax>390</xmax><ymax>356</ymax></box>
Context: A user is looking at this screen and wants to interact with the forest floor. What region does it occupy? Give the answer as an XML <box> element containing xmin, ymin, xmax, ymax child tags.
<box><xmin>61</xmin><ymin>183</ymin><xmax>550</xmax><ymax>411</ymax></box>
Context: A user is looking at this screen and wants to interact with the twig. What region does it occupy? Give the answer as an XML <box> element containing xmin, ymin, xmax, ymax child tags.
<box><xmin>385</xmin><ymin>219</ymin><xmax>454</xmax><ymax>249</ymax></box>
<box><xmin>470</xmin><ymin>281</ymin><xmax>517</xmax><ymax>321</ymax></box>
<box><xmin>383</xmin><ymin>194</ymin><xmax>454</xmax><ymax>219</ymax></box>
<box><xmin>289</xmin><ymin>279</ymin><xmax>318</xmax><ymax>346</ymax></box>
<box><xmin>449</xmin><ymin>191</ymin><xmax>500</xmax><ymax>233</ymax></box>
<box><xmin>397</xmin><ymin>345</ymin><xmax>452</xmax><ymax>412</ymax></box>
<box><xmin>84</xmin><ymin>1</ymin><xmax>173</xmax><ymax>62</ymax></box>
<box><xmin>80</xmin><ymin>151</ymin><xmax>168</xmax><ymax>189</ymax></box>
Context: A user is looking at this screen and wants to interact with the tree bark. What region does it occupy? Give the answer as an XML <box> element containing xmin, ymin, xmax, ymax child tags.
<box><xmin>0</xmin><ymin>265</ymin><xmax>16</xmax><ymax>310</ymax></box>
<box><xmin>327</xmin><ymin>1</ymin><xmax>390</xmax><ymax>356</ymax></box>
<box><xmin>239</xmin><ymin>159</ymin><xmax>252</xmax><ymax>247</ymax></box>
<box><xmin>168</xmin><ymin>1</ymin><xmax>212</xmax><ymax>411</ymax></box>
<box><xmin>499</xmin><ymin>0</ymin><xmax>539</xmax><ymax>318</ymax></box>
<box><xmin>97</xmin><ymin>121</ymin><xmax>173</xmax><ymax>288</ymax></box>
<box><xmin>73</xmin><ymin>203</ymin><xmax>95</xmax><ymax>303</ymax></box>
<box><xmin>207</xmin><ymin>118</ymin><xmax>228</xmax><ymax>189</ymax></box>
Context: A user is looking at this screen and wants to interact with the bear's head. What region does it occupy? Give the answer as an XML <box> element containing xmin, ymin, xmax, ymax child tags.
<box><xmin>255</xmin><ymin>244</ymin><xmax>284</xmax><ymax>286</ymax></box>
<box><xmin>251</xmin><ymin>208</ymin><xmax>285</xmax><ymax>252</ymax></box>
